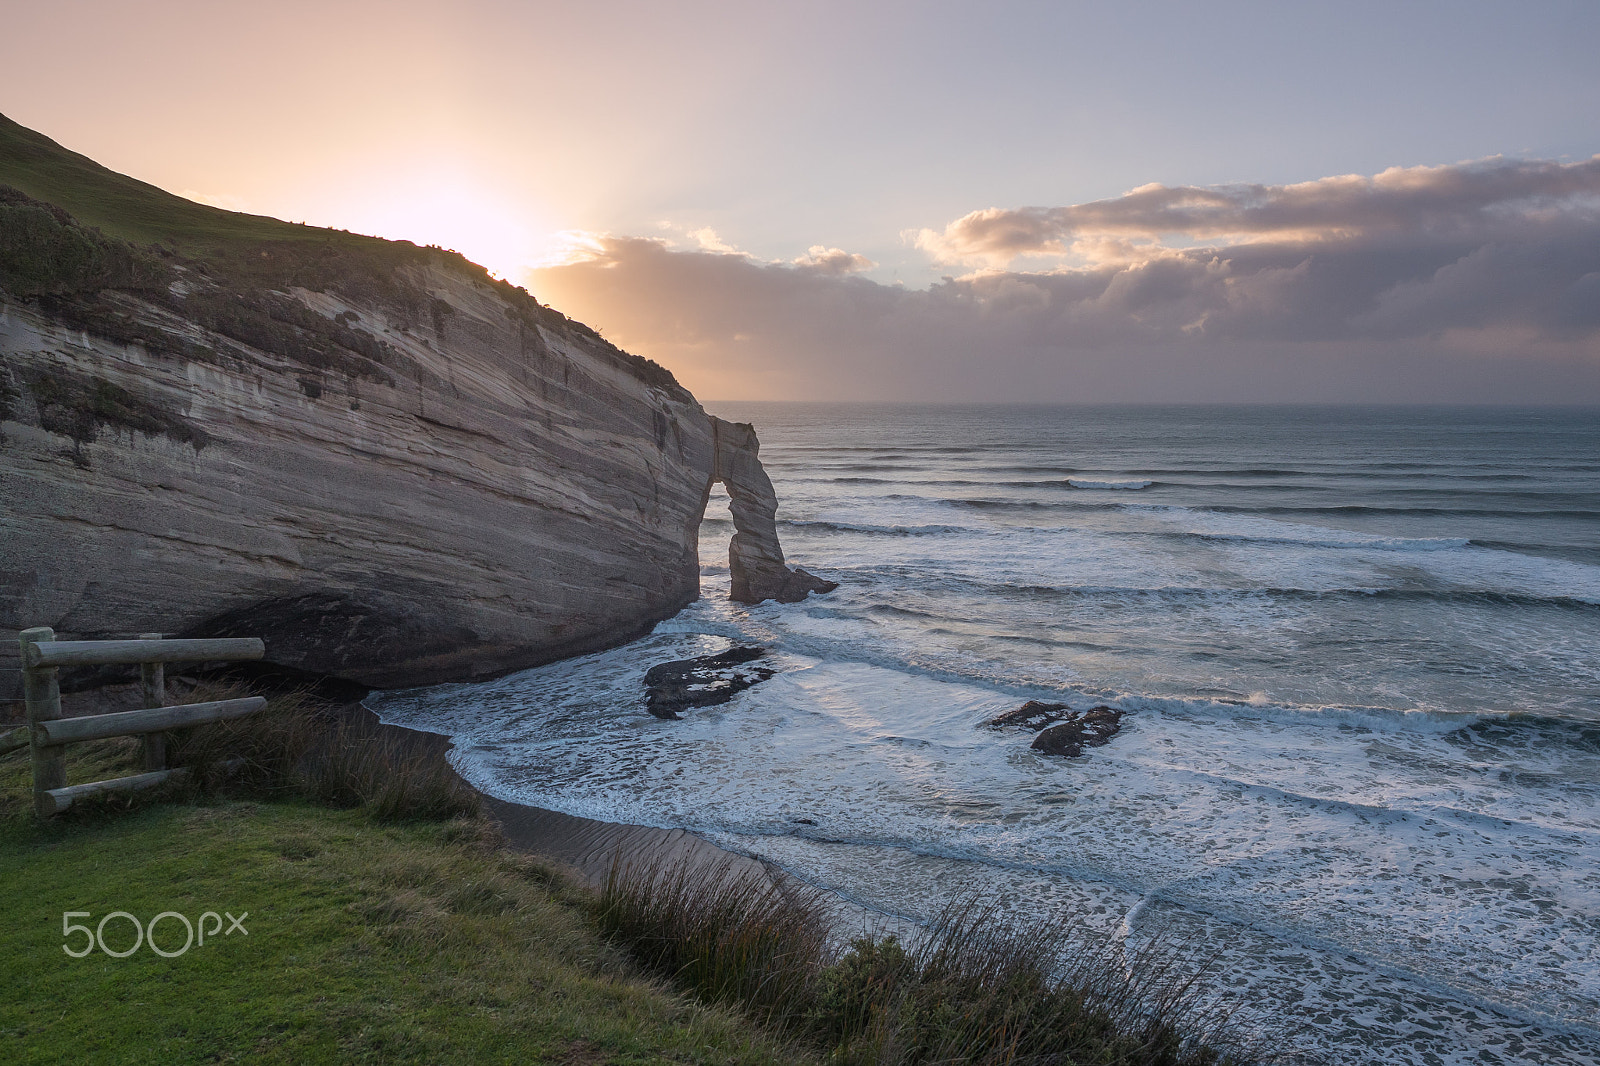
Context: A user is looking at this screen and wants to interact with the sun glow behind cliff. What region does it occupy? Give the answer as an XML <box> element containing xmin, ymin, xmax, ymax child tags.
<box><xmin>313</xmin><ymin>170</ymin><xmax>563</xmax><ymax>282</ymax></box>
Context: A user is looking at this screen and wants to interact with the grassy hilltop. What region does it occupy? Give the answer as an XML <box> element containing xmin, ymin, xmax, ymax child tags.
<box><xmin>0</xmin><ymin>112</ymin><xmax>372</xmax><ymax>250</ymax></box>
<box><xmin>0</xmin><ymin>109</ymin><xmax>438</xmax><ymax>293</ymax></box>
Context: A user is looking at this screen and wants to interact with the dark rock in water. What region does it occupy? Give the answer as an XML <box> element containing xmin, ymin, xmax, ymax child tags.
<box><xmin>1030</xmin><ymin>706</ymin><xmax>1125</xmax><ymax>758</ymax></box>
<box><xmin>988</xmin><ymin>699</ymin><xmax>1124</xmax><ymax>757</ymax></box>
<box><xmin>644</xmin><ymin>646</ymin><xmax>774</xmax><ymax>720</ymax></box>
<box><xmin>987</xmin><ymin>699</ymin><xmax>1072</xmax><ymax>731</ymax></box>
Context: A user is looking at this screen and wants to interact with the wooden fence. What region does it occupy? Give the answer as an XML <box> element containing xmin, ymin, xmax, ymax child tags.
<box><xmin>8</xmin><ymin>627</ymin><xmax>267</xmax><ymax>818</ymax></box>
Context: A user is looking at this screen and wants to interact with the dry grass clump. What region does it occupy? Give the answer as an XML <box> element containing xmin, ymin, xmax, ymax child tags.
<box><xmin>598</xmin><ymin>858</ymin><xmax>1246</xmax><ymax>1065</ymax></box>
<box><xmin>597</xmin><ymin>857</ymin><xmax>833</xmax><ymax>1026</ymax></box>
<box><xmin>169</xmin><ymin>686</ymin><xmax>478</xmax><ymax>823</ymax></box>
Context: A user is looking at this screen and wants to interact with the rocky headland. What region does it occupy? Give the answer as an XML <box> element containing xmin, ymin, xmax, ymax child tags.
<box><xmin>0</xmin><ymin>113</ymin><xmax>830</xmax><ymax>707</ymax></box>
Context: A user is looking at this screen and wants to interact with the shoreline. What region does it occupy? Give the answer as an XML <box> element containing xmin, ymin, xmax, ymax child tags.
<box><xmin>351</xmin><ymin>700</ymin><xmax>787</xmax><ymax>894</ymax></box>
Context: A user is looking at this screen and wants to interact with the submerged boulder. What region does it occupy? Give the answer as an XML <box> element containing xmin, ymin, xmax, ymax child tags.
<box><xmin>986</xmin><ymin>700</ymin><xmax>1073</xmax><ymax>731</ymax></box>
<box><xmin>1030</xmin><ymin>707</ymin><xmax>1125</xmax><ymax>758</ymax></box>
<box><xmin>988</xmin><ymin>699</ymin><xmax>1126</xmax><ymax>757</ymax></box>
<box><xmin>643</xmin><ymin>645</ymin><xmax>775</xmax><ymax>720</ymax></box>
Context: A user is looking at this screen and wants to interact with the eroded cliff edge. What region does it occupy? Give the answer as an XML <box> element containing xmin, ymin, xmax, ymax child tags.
<box><xmin>0</xmin><ymin>114</ymin><xmax>832</xmax><ymax>702</ymax></box>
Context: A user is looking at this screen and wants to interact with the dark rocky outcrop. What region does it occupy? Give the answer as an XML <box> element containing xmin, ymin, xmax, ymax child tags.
<box><xmin>710</xmin><ymin>416</ymin><xmax>838</xmax><ymax>604</ymax></box>
<box><xmin>986</xmin><ymin>700</ymin><xmax>1073</xmax><ymax>731</ymax></box>
<box><xmin>988</xmin><ymin>700</ymin><xmax>1125</xmax><ymax>758</ymax></box>
<box><xmin>643</xmin><ymin>646</ymin><xmax>774</xmax><ymax>720</ymax></box>
<box><xmin>1029</xmin><ymin>707</ymin><xmax>1125</xmax><ymax>758</ymax></box>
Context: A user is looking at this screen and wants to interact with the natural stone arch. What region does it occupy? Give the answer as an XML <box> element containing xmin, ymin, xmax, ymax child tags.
<box><xmin>708</xmin><ymin>417</ymin><xmax>838</xmax><ymax>604</ymax></box>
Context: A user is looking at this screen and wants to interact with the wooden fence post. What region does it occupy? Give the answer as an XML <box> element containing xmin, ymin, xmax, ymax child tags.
<box><xmin>139</xmin><ymin>632</ymin><xmax>165</xmax><ymax>772</ymax></box>
<box><xmin>20</xmin><ymin>627</ymin><xmax>65</xmax><ymax>821</ymax></box>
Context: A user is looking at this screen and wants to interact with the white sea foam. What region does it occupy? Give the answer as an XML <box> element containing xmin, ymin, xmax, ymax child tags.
<box><xmin>1066</xmin><ymin>478</ymin><xmax>1155</xmax><ymax>489</ymax></box>
<box><xmin>372</xmin><ymin>623</ymin><xmax>1600</xmax><ymax>1065</ymax></box>
<box><xmin>1190</xmin><ymin>529</ymin><xmax>1471</xmax><ymax>551</ymax></box>
<box><xmin>378</xmin><ymin>405</ymin><xmax>1600</xmax><ymax>1065</ymax></box>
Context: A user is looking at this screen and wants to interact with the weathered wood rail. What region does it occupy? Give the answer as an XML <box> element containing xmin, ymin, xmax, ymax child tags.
<box><xmin>13</xmin><ymin>627</ymin><xmax>267</xmax><ymax>818</ymax></box>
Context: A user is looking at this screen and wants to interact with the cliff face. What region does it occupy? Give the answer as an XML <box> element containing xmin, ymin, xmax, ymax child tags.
<box><xmin>1</xmin><ymin>258</ymin><xmax>717</xmax><ymax>690</ymax></box>
<box><xmin>0</xmin><ymin>115</ymin><xmax>834</xmax><ymax>704</ymax></box>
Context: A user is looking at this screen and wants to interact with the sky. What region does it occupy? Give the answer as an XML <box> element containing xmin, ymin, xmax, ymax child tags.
<box><xmin>4</xmin><ymin>0</ymin><xmax>1599</xmax><ymax>402</ymax></box>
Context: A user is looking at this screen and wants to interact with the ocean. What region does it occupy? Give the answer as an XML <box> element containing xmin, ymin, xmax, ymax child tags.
<box><xmin>371</xmin><ymin>403</ymin><xmax>1600</xmax><ymax>1065</ymax></box>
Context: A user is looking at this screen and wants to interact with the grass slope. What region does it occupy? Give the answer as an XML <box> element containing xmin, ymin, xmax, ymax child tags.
<box><xmin>0</xmin><ymin>741</ymin><xmax>815</xmax><ymax>1065</ymax></box>
<box><xmin>0</xmin><ymin>112</ymin><xmax>353</xmax><ymax>251</ymax></box>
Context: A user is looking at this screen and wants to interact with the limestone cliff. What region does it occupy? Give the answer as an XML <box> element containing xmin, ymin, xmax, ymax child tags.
<box><xmin>0</xmin><ymin>114</ymin><xmax>833</xmax><ymax>705</ymax></box>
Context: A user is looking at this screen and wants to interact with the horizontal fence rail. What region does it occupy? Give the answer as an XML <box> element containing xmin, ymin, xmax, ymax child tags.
<box><xmin>34</xmin><ymin>697</ymin><xmax>268</xmax><ymax>747</ymax></box>
<box><xmin>17</xmin><ymin>627</ymin><xmax>269</xmax><ymax>819</ymax></box>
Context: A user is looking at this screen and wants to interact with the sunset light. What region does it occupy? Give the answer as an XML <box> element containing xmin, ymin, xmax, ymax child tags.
<box><xmin>325</xmin><ymin>171</ymin><xmax>544</xmax><ymax>281</ymax></box>
<box><xmin>3</xmin><ymin>5</ymin><xmax>1597</xmax><ymax>1065</ymax></box>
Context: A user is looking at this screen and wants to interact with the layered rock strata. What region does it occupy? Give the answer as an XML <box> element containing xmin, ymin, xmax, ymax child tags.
<box><xmin>1</xmin><ymin>263</ymin><xmax>832</xmax><ymax>701</ymax></box>
<box><xmin>0</xmin><ymin>262</ymin><xmax>718</xmax><ymax>692</ymax></box>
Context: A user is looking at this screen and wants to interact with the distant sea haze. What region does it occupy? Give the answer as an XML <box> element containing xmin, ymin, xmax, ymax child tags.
<box><xmin>375</xmin><ymin>403</ymin><xmax>1600</xmax><ymax>1066</ymax></box>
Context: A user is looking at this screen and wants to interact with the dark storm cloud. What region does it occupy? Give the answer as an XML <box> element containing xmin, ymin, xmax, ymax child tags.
<box><xmin>530</xmin><ymin>158</ymin><xmax>1600</xmax><ymax>402</ymax></box>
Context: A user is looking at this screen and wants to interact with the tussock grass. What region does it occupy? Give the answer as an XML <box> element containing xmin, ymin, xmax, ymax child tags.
<box><xmin>169</xmin><ymin>685</ymin><xmax>479</xmax><ymax>822</ymax></box>
<box><xmin>597</xmin><ymin>857</ymin><xmax>833</xmax><ymax>1026</ymax></box>
<box><xmin>599</xmin><ymin>858</ymin><xmax>1250</xmax><ymax>1065</ymax></box>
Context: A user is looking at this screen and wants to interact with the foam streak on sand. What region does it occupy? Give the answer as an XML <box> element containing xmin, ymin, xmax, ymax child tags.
<box><xmin>374</xmin><ymin>404</ymin><xmax>1600</xmax><ymax>1066</ymax></box>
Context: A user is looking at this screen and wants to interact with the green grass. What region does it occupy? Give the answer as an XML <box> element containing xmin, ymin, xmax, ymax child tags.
<box><xmin>0</xmin><ymin>741</ymin><xmax>818</xmax><ymax>1065</ymax></box>
<box><xmin>0</xmin><ymin>112</ymin><xmax>364</xmax><ymax>251</ymax></box>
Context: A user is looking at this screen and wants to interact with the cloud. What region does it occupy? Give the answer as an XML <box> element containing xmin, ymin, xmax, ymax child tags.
<box><xmin>688</xmin><ymin>227</ymin><xmax>740</xmax><ymax>254</ymax></box>
<box><xmin>524</xmin><ymin>229</ymin><xmax>613</xmax><ymax>269</ymax></box>
<box><xmin>791</xmin><ymin>245</ymin><xmax>876</xmax><ymax>275</ymax></box>
<box><xmin>914</xmin><ymin>156</ymin><xmax>1600</xmax><ymax>268</ymax></box>
<box><xmin>527</xmin><ymin>157</ymin><xmax>1600</xmax><ymax>403</ymax></box>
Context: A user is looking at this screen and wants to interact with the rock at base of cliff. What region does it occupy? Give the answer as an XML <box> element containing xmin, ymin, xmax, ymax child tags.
<box><xmin>644</xmin><ymin>646</ymin><xmax>774</xmax><ymax>720</ymax></box>
<box><xmin>1029</xmin><ymin>707</ymin><xmax>1125</xmax><ymax>758</ymax></box>
<box><xmin>731</xmin><ymin>563</ymin><xmax>839</xmax><ymax>605</ymax></box>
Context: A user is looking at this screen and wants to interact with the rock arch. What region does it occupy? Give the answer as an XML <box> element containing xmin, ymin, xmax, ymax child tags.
<box><xmin>709</xmin><ymin>417</ymin><xmax>838</xmax><ymax>604</ymax></box>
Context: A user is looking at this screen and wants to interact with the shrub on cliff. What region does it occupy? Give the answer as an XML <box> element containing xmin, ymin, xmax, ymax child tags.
<box><xmin>0</xmin><ymin>184</ymin><xmax>168</xmax><ymax>297</ymax></box>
